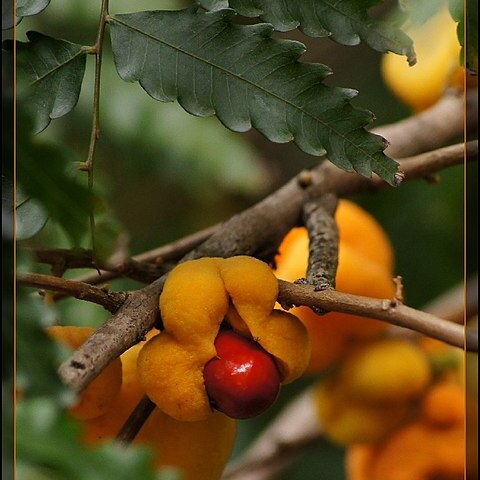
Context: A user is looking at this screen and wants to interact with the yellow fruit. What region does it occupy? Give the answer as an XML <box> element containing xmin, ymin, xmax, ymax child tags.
<box><xmin>421</xmin><ymin>381</ymin><xmax>465</xmax><ymax>427</ymax></box>
<box><xmin>381</xmin><ymin>5</ymin><xmax>463</xmax><ymax>112</ymax></box>
<box><xmin>84</xmin><ymin>332</ymin><xmax>236</xmax><ymax>480</ymax></box>
<box><xmin>274</xmin><ymin>200</ymin><xmax>396</xmax><ymax>373</ymax></box>
<box><xmin>347</xmin><ymin>421</ymin><xmax>464</xmax><ymax>480</ymax></box>
<box><xmin>47</xmin><ymin>326</ymin><xmax>122</xmax><ymax>421</ymax></box>
<box><xmin>346</xmin><ymin>378</ymin><xmax>466</xmax><ymax>480</ymax></box>
<box><xmin>314</xmin><ymin>380</ymin><xmax>410</xmax><ymax>446</ymax></box>
<box><xmin>138</xmin><ymin>256</ymin><xmax>310</xmax><ymax>421</ymax></box>
<box><xmin>338</xmin><ymin>339</ymin><xmax>432</xmax><ymax>403</ymax></box>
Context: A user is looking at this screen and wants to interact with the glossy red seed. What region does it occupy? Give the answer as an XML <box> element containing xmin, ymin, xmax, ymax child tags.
<box><xmin>203</xmin><ymin>329</ymin><xmax>281</xmax><ymax>419</ymax></box>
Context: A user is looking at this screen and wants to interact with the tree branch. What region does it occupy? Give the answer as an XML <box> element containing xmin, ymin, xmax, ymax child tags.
<box><xmin>277</xmin><ymin>280</ymin><xmax>475</xmax><ymax>352</ymax></box>
<box><xmin>373</xmin><ymin>90</ymin><xmax>477</xmax><ymax>158</ymax></box>
<box><xmin>302</xmin><ymin>194</ymin><xmax>339</xmax><ymax>290</ymax></box>
<box><xmin>18</xmin><ymin>273</ymin><xmax>127</xmax><ymax>313</ymax></box>
<box><xmin>55</xmin><ymin>140</ymin><xmax>476</xmax><ymax>393</ymax></box>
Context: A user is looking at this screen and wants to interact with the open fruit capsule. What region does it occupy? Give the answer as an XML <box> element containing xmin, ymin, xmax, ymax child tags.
<box><xmin>137</xmin><ymin>256</ymin><xmax>311</xmax><ymax>421</ymax></box>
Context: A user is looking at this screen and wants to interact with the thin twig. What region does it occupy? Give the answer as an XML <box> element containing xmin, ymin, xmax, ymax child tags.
<box><xmin>29</xmin><ymin>247</ymin><xmax>166</xmax><ymax>284</ymax></box>
<box><xmin>18</xmin><ymin>273</ymin><xmax>126</xmax><ymax>313</ymax></box>
<box><xmin>86</xmin><ymin>0</ymin><xmax>109</xmax><ymax>255</ymax></box>
<box><xmin>52</xmin><ymin>224</ymin><xmax>218</xmax><ymax>288</ymax></box>
<box><xmin>115</xmin><ymin>395</ymin><xmax>156</xmax><ymax>447</ymax></box>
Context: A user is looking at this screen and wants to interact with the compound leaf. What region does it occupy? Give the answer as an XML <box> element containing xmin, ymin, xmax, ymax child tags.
<box><xmin>109</xmin><ymin>8</ymin><xmax>399</xmax><ymax>185</ymax></box>
<box><xmin>199</xmin><ymin>0</ymin><xmax>415</xmax><ymax>65</ymax></box>
<box><xmin>8</xmin><ymin>31</ymin><xmax>87</xmax><ymax>133</ymax></box>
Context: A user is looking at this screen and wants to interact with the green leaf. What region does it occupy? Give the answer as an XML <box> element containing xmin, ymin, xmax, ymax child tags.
<box><xmin>16</xmin><ymin>187</ymin><xmax>49</xmax><ymax>240</ymax></box>
<box><xmin>16</xmin><ymin>398</ymin><xmax>177</xmax><ymax>480</ymax></box>
<box><xmin>9</xmin><ymin>31</ymin><xmax>87</xmax><ymax>133</ymax></box>
<box><xmin>449</xmin><ymin>0</ymin><xmax>477</xmax><ymax>73</ymax></box>
<box><xmin>17</xmin><ymin>112</ymin><xmax>93</xmax><ymax>245</ymax></box>
<box><xmin>16</xmin><ymin>280</ymin><xmax>72</xmax><ymax>404</ymax></box>
<box><xmin>199</xmin><ymin>0</ymin><xmax>416</xmax><ymax>65</ymax></box>
<box><xmin>16</xmin><ymin>0</ymin><xmax>51</xmax><ymax>17</ymax></box>
<box><xmin>109</xmin><ymin>8</ymin><xmax>399</xmax><ymax>185</ymax></box>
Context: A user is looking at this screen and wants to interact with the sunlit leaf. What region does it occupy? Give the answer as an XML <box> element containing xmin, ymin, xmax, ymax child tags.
<box><xmin>7</xmin><ymin>31</ymin><xmax>87</xmax><ymax>133</ymax></box>
<box><xmin>109</xmin><ymin>8</ymin><xmax>399</xmax><ymax>185</ymax></box>
<box><xmin>199</xmin><ymin>0</ymin><xmax>416</xmax><ymax>65</ymax></box>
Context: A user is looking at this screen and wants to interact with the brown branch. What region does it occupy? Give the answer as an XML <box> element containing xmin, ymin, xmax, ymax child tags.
<box><xmin>302</xmin><ymin>194</ymin><xmax>339</xmax><ymax>290</ymax></box>
<box><xmin>373</xmin><ymin>90</ymin><xmax>477</xmax><ymax>158</ymax></box>
<box><xmin>18</xmin><ymin>273</ymin><xmax>127</xmax><ymax>313</ymax></box>
<box><xmin>277</xmin><ymin>280</ymin><xmax>474</xmax><ymax>351</ymax></box>
<box><xmin>115</xmin><ymin>395</ymin><xmax>156</xmax><ymax>447</ymax></box>
<box><xmin>56</xmin><ymin>140</ymin><xmax>476</xmax><ymax>393</ymax></box>
<box><xmin>57</xmin><ymin>283</ymin><xmax>162</xmax><ymax>393</ymax></box>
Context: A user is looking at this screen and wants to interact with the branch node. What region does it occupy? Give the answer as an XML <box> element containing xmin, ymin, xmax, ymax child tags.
<box><xmin>297</xmin><ymin>170</ymin><xmax>313</xmax><ymax>188</ymax></box>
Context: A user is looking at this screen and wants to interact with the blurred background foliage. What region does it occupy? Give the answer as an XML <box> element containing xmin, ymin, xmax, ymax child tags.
<box><xmin>7</xmin><ymin>1</ymin><xmax>475</xmax><ymax>479</ymax></box>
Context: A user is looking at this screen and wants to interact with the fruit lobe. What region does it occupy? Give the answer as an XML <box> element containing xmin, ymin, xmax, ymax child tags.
<box><xmin>203</xmin><ymin>329</ymin><xmax>281</xmax><ymax>419</ymax></box>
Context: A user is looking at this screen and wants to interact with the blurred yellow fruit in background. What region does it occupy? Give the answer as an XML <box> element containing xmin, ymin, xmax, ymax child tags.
<box><xmin>381</xmin><ymin>5</ymin><xmax>463</xmax><ymax>111</ymax></box>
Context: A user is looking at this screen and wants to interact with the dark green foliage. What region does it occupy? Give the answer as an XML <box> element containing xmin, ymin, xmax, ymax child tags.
<box><xmin>11</xmin><ymin>32</ymin><xmax>87</xmax><ymax>133</ymax></box>
<box><xmin>109</xmin><ymin>8</ymin><xmax>399</xmax><ymax>184</ymax></box>
<box><xmin>16</xmin><ymin>115</ymin><xmax>92</xmax><ymax>245</ymax></box>
<box><xmin>199</xmin><ymin>0</ymin><xmax>416</xmax><ymax>65</ymax></box>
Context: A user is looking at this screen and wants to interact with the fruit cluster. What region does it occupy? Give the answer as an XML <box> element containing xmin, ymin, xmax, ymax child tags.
<box><xmin>314</xmin><ymin>338</ymin><xmax>432</xmax><ymax>445</ymax></box>
<box><xmin>345</xmin><ymin>341</ymin><xmax>465</xmax><ymax>480</ymax></box>
<box><xmin>48</xmin><ymin>255</ymin><xmax>311</xmax><ymax>479</ymax></box>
